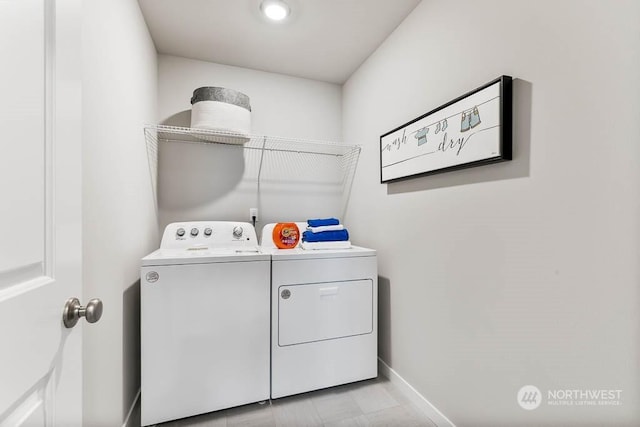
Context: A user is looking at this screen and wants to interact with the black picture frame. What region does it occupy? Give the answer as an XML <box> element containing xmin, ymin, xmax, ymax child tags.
<box><xmin>380</xmin><ymin>75</ymin><xmax>512</xmax><ymax>183</ymax></box>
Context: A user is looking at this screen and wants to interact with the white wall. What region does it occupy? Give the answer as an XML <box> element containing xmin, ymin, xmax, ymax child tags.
<box><xmin>343</xmin><ymin>0</ymin><xmax>640</xmax><ymax>426</ymax></box>
<box><xmin>82</xmin><ymin>0</ymin><xmax>158</xmax><ymax>425</ymax></box>
<box><xmin>157</xmin><ymin>55</ymin><xmax>343</xmax><ymax>229</ymax></box>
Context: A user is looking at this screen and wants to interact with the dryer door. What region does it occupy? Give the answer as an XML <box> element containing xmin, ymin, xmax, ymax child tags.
<box><xmin>278</xmin><ymin>279</ymin><xmax>373</xmax><ymax>346</ymax></box>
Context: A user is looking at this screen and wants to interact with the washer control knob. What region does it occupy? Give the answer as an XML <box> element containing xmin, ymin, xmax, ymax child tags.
<box><xmin>190</xmin><ymin>228</ymin><xmax>199</xmax><ymax>237</ymax></box>
<box><xmin>176</xmin><ymin>228</ymin><xmax>185</xmax><ymax>237</ymax></box>
<box><xmin>204</xmin><ymin>228</ymin><xmax>212</xmax><ymax>236</ymax></box>
<box><xmin>233</xmin><ymin>226</ymin><xmax>244</xmax><ymax>238</ymax></box>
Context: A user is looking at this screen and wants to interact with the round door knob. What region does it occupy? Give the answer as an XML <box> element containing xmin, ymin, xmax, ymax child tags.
<box><xmin>233</xmin><ymin>226</ymin><xmax>243</xmax><ymax>238</ymax></box>
<box><xmin>63</xmin><ymin>297</ymin><xmax>104</xmax><ymax>328</ymax></box>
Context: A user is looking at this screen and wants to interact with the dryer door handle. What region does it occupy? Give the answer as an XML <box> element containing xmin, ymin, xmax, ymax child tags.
<box><xmin>319</xmin><ymin>287</ymin><xmax>339</xmax><ymax>297</ymax></box>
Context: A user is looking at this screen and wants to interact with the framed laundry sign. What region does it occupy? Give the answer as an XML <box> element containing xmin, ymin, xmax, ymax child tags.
<box><xmin>380</xmin><ymin>75</ymin><xmax>512</xmax><ymax>183</ymax></box>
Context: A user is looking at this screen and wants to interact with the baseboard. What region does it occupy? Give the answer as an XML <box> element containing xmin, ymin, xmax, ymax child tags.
<box><xmin>378</xmin><ymin>358</ymin><xmax>456</xmax><ymax>427</ymax></box>
<box><xmin>122</xmin><ymin>389</ymin><xmax>141</xmax><ymax>427</ymax></box>
<box><xmin>125</xmin><ymin>364</ymin><xmax>449</xmax><ymax>427</ymax></box>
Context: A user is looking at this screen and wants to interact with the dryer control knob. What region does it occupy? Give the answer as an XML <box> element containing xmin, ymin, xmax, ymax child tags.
<box><xmin>176</xmin><ymin>228</ymin><xmax>185</xmax><ymax>237</ymax></box>
<box><xmin>204</xmin><ymin>228</ymin><xmax>212</xmax><ymax>236</ymax></box>
<box><xmin>190</xmin><ymin>228</ymin><xmax>199</xmax><ymax>237</ymax></box>
<box><xmin>233</xmin><ymin>226</ymin><xmax>244</xmax><ymax>238</ymax></box>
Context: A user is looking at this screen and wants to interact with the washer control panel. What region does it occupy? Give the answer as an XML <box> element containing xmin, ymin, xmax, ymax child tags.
<box><xmin>160</xmin><ymin>221</ymin><xmax>258</xmax><ymax>250</ymax></box>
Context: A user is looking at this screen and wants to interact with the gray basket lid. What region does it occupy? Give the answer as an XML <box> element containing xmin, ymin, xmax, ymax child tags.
<box><xmin>190</xmin><ymin>87</ymin><xmax>251</xmax><ymax>111</ymax></box>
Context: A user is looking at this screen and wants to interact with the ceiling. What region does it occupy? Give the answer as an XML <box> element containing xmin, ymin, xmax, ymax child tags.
<box><xmin>138</xmin><ymin>0</ymin><xmax>421</xmax><ymax>84</ymax></box>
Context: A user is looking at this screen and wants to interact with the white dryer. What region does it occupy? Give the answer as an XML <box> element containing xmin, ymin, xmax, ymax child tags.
<box><xmin>261</xmin><ymin>223</ymin><xmax>378</xmax><ymax>399</ymax></box>
<box><xmin>141</xmin><ymin>221</ymin><xmax>270</xmax><ymax>426</ymax></box>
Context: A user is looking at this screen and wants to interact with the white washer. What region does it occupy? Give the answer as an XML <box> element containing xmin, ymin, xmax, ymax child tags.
<box><xmin>141</xmin><ymin>221</ymin><xmax>270</xmax><ymax>426</ymax></box>
<box><xmin>261</xmin><ymin>223</ymin><xmax>378</xmax><ymax>399</ymax></box>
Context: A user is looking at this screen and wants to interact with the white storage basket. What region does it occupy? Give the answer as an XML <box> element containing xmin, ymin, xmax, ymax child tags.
<box><xmin>190</xmin><ymin>87</ymin><xmax>251</xmax><ymax>142</ymax></box>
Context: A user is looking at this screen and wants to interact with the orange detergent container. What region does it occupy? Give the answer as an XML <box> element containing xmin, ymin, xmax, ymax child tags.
<box><xmin>272</xmin><ymin>222</ymin><xmax>300</xmax><ymax>249</ymax></box>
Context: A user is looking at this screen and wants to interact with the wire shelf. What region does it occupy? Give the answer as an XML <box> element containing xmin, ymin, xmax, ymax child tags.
<box><xmin>144</xmin><ymin>124</ymin><xmax>361</xmax><ymax>219</ymax></box>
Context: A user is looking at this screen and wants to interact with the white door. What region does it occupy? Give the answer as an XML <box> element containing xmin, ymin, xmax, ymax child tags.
<box><xmin>0</xmin><ymin>0</ymin><xmax>84</xmax><ymax>425</ymax></box>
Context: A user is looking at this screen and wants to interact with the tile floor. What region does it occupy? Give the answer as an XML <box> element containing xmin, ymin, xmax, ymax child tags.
<box><xmin>155</xmin><ymin>376</ymin><xmax>438</xmax><ymax>427</ymax></box>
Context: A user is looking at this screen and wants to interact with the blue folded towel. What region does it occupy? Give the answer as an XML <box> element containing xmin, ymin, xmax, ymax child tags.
<box><xmin>302</xmin><ymin>229</ymin><xmax>349</xmax><ymax>243</ymax></box>
<box><xmin>307</xmin><ymin>218</ymin><xmax>340</xmax><ymax>227</ymax></box>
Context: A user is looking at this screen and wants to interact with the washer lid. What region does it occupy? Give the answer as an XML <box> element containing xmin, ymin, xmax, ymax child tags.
<box><xmin>264</xmin><ymin>245</ymin><xmax>376</xmax><ymax>261</ymax></box>
<box><xmin>141</xmin><ymin>248</ymin><xmax>270</xmax><ymax>266</ymax></box>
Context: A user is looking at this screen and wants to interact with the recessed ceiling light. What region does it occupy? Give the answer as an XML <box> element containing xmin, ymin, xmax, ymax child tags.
<box><xmin>261</xmin><ymin>0</ymin><xmax>290</xmax><ymax>21</ymax></box>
